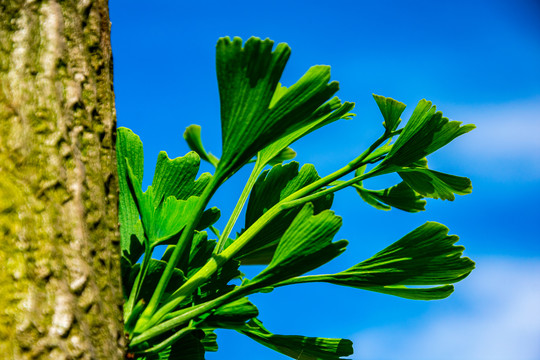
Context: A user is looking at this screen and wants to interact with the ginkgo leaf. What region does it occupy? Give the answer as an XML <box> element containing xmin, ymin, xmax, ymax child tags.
<box><xmin>257</xmin><ymin>96</ymin><xmax>354</xmax><ymax>166</ymax></box>
<box><xmin>215</xmin><ymin>36</ymin><xmax>340</xmax><ymax>179</ymax></box>
<box><xmin>240</xmin><ymin>318</ymin><xmax>353</xmax><ymax>360</ymax></box>
<box><xmin>277</xmin><ymin>222</ymin><xmax>474</xmax><ymax>300</ymax></box>
<box><xmin>127</xmin><ymin>259</ymin><xmax>186</xmax><ymax>304</ymax></box>
<box><xmin>139</xmin><ymin>332</ymin><xmax>206</xmax><ymax>360</ymax></box>
<box><xmin>117</xmin><ymin>127</ymin><xmax>145</xmax><ymax>259</ymax></box>
<box><xmin>373</xmin><ymin>94</ymin><xmax>406</xmax><ymax>132</ymax></box>
<box><xmin>201</xmin><ymin>330</ymin><xmax>218</xmax><ymax>352</ymax></box>
<box><xmin>203</xmin><ymin>297</ymin><xmax>259</xmax><ymax>328</ymax></box>
<box><xmin>398</xmin><ymin>167</ymin><xmax>472</xmax><ymax>201</ymax></box>
<box><xmin>125</xmin><ymin>161</ymin><xmax>155</xmax><ymax>244</ymax></box>
<box><xmin>249</xmin><ymin>203</ymin><xmax>347</xmax><ymax>288</ymax></box>
<box><xmin>151</xmin><ymin>151</ymin><xmax>211</xmax><ymax>206</ymax></box>
<box><xmin>357</xmin><ymin>284</ymin><xmax>455</xmax><ymax>300</ymax></box>
<box><xmin>267</xmin><ymin>147</ymin><xmax>297</xmax><ymax>165</ymax></box>
<box><xmin>183</xmin><ymin>125</ymin><xmax>219</xmax><ymax>168</ymax></box>
<box><xmin>354</xmin><ymin>181</ymin><xmax>426</xmax><ymax>212</ymax></box>
<box><xmin>126</xmin><ymin>162</ymin><xmax>201</xmax><ymax>248</ymax></box>
<box><xmin>373</xmin><ymin>99</ymin><xmax>475</xmax><ymax>173</ymax></box>
<box><xmin>196</xmin><ymin>207</ymin><xmax>221</xmax><ymax>231</ymax></box>
<box><xmin>237</xmin><ymin>162</ymin><xmax>333</xmax><ymax>264</ymax></box>
<box><xmin>195</xmin><ymin>260</ymin><xmax>242</xmax><ymax>305</ymax></box>
<box><xmin>160</xmin><ymin>231</ymin><xmax>218</xmax><ymax>282</ymax></box>
<box><xmin>152</xmin><ymin>196</ymin><xmax>200</xmax><ymax>246</ymax></box>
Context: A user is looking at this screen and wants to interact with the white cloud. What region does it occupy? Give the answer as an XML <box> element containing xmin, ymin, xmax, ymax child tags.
<box><xmin>353</xmin><ymin>257</ymin><xmax>540</xmax><ymax>360</ymax></box>
<box><xmin>445</xmin><ymin>97</ymin><xmax>540</xmax><ymax>180</ymax></box>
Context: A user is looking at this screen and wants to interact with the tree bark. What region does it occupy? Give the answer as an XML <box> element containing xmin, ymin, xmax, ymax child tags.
<box><xmin>0</xmin><ymin>0</ymin><xmax>124</xmax><ymax>358</ymax></box>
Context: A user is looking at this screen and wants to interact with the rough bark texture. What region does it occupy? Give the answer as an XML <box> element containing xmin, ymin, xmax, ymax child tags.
<box><xmin>0</xmin><ymin>0</ymin><xmax>125</xmax><ymax>358</ymax></box>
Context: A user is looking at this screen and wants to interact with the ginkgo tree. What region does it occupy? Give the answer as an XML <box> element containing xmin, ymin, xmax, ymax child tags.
<box><xmin>118</xmin><ymin>36</ymin><xmax>475</xmax><ymax>359</ymax></box>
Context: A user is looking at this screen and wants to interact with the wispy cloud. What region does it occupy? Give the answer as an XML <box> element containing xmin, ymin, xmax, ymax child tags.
<box><xmin>444</xmin><ymin>97</ymin><xmax>540</xmax><ymax>181</ymax></box>
<box><xmin>353</xmin><ymin>257</ymin><xmax>540</xmax><ymax>360</ymax></box>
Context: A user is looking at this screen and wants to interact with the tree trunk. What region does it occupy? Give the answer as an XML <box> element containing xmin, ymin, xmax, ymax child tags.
<box><xmin>0</xmin><ymin>0</ymin><xmax>124</xmax><ymax>358</ymax></box>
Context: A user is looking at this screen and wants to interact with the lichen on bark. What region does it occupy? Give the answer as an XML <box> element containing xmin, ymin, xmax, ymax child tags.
<box><xmin>0</xmin><ymin>0</ymin><xmax>124</xmax><ymax>358</ymax></box>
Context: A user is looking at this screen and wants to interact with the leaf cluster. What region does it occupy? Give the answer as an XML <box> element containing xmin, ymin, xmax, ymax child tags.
<box><xmin>118</xmin><ymin>37</ymin><xmax>475</xmax><ymax>359</ymax></box>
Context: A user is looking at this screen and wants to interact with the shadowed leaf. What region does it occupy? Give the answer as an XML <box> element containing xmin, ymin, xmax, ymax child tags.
<box><xmin>249</xmin><ymin>203</ymin><xmax>347</xmax><ymax>288</ymax></box>
<box><xmin>236</xmin><ymin>162</ymin><xmax>333</xmax><ymax>264</ymax></box>
<box><xmin>240</xmin><ymin>318</ymin><xmax>353</xmax><ymax>360</ymax></box>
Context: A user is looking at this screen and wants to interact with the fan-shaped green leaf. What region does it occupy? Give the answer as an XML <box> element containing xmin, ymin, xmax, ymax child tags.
<box><xmin>161</xmin><ymin>231</ymin><xmax>218</xmax><ymax>281</ymax></box>
<box><xmin>354</xmin><ymin>181</ymin><xmax>426</xmax><ymax>212</ymax></box>
<box><xmin>215</xmin><ymin>36</ymin><xmax>340</xmax><ymax>179</ymax></box>
<box><xmin>117</xmin><ymin>127</ymin><xmax>145</xmax><ymax>260</ymax></box>
<box><xmin>153</xmin><ymin>196</ymin><xmax>200</xmax><ymax>246</ymax></box>
<box><xmin>373</xmin><ymin>99</ymin><xmax>475</xmax><ymax>173</ymax></box>
<box><xmin>267</xmin><ymin>147</ymin><xmax>297</xmax><ymax>165</ymax></box>
<box><xmin>277</xmin><ymin>222</ymin><xmax>474</xmax><ymax>300</ymax></box>
<box><xmin>127</xmin><ymin>259</ymin><xmax>186</xmax><ymax>304</ymax></box>
<box><xmin>151</xmin><ymin>151</ymin><xmax>211</xmax><ymax>206</ymax></box>
<box><xmin>201</xmin><ymin>330</ymin><xmax>218</xmax><ymax>352</ymax></box>
<box><xmin>257</xmin><ymin>97</ymin><xmax>354</xmax><ymax>166</ymax></box>
<box><xmin>126</xmin><ymin>162</ymin><xmax>202</xmax><ymax>248</ymax></box>
<box><xmin>373</xmin><ymin>94</ymin><xmax>406</xmax><ymax>132</ymax></box>
<box><xmin>204</xmin><ymin>297</ymin><xmax>259</xmax><ymax>328</ymax></box>
<box><xmin>398</xmin><ymin>167</ymin><xmax>472</xmax><ymax>201</ymax></box>
<box><xmin>237</xmin><ymin>162</ymin><xmax>333</xmax><ymax>264</ymax></box>
<box><xmin>249</xmin><ymin>203</ymin><xmax>347</xmax><ymax>288</ymax></box>
<box><xmin>240</xmin><ymin>319</ymin><xmax>353</xmax><ymax>360</ymax></box>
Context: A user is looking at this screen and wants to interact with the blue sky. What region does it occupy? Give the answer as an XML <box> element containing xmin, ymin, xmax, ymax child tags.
<box><xmin>110</xmin><ymin>1</ymin><xmax>540</xmax><ymax>359</ymax></box>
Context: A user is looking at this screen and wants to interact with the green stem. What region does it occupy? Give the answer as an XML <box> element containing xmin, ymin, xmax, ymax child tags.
<box><xmin>273</xmin><ymin>274</ymin><xmax>334</xmax><ymax>287</ymax></box>
<box><xmin>132</xmin><ymin>325</ymin><xmax>195</xmax><ymax>354</ymax></box>
<box><xmin>142</xmin><ymin>204</ymin><xmax>283</xmax><ymax>331</ymax></box>
<box><xmin>279</xmin><ymin>132</ymin><xmax>390</xmax><ymax>203</ymax></box>
<box><xmin>134</xmin><ymin>174</ymin><xmax>222</xmax><ymax>332</ymax></box>
<box><xmin>281</xmin><ymin>171</ymin><xmax>373</xmax><ymax>210</ymax></box>
<box><xmin>215</xmin><ymin>158</ymin><xmax>265</xmax><ymax>255</ymax></box>
<box><xmin>124</xmin><ymin>243</ymin><xmax>153</xmax><ymax>319</ymax></box>
<box><xmin>139</xmin><ymin>133</ymin><xmax>393</xmax><ymax>331</ymax></box>
<box><xmin>130</xmin><ymin>286</ymin><xmax>247</xmax><ymax>347</ymax></box>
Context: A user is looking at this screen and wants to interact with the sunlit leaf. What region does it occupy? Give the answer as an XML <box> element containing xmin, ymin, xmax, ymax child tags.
<box><xmin>373</xmin><ymin>99</ymin><xmax>475</xmax><ymax>173</ymax></box>
<box><xmin>196</xmin><ymin>206</ymin><xmax>221</xmax><ymax>231</ymax></box>
<box><xmin>240</xmin><ymin>318</ymin><xmax>353</xmax><ymax>360</ymax></box>
<box><xmin>257</xmin><ymin>97</ymin><xmax>354</xmax><ymax>166</ymax></box>
<box><xmin>373</xmin><ymin>94</ymin><xmax>406</xmax><ymax>132</ymax></box>
<box><xmin>267</xmin><ymin>147</ymin><xmax>297</xmax><ymax>165</ymax></box>
<box><xmin>126</xmin><ymin>163</ymin><xmax>201</xmax><ymax>248</ymax></box>
<box><xmin>183</xmin><ymin>125</ymin><xmax>219</xmax><ymax>168</ymax></box>
<box><xmin>151</xmin><ymin>151</ymin><xmax>211</xmax><ymax>205</ymax></box>
<box><xmin>278</xmin><ymin>222</ymin><xmax>474</xmax><ymax>300</ymax></box>
<box><xmin>215</xmin><ymin>36</ymin><xmax>340</xmax><ymax>178</ymax></box>
<box><xmin>117</xmin><ymin>127</ymin><xmax>145</xmax><ymax>260</ymax></box>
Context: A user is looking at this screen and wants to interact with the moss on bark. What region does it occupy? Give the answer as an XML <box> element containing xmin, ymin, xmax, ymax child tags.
<box><xmin>0</xmin><ymin>0</ymin><xmax>124</xmax><ymax>358</ymax></box>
